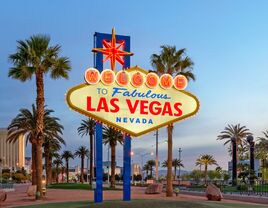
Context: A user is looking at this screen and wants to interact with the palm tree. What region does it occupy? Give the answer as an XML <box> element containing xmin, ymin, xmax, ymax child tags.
<box><xmin>146</xmin><ymin>160</ymin><xmax>156</xmax><ymax>177</ymax></box>
<box><xmin>53</xmin><ymin>158</ymin><xmax>63</xmax><ymax>183</ymax></box>
<box><xmin>151</xmin><ymin>45</ymin><xmax>195</xmax><ymax>196</ymax></box>
<box><xmin>43</xmin><ymin>113</ymin><xmax>65</xmax><ymax>185</ymax></box>
<box><xmin>77</xmin><ymin>119</ymin><xmax>96</xmax><ymax>185</ymax></box>
<box><xmin>9</xmin><ymin>34</ymin><xmax>71</xmax><ymax>198</ymax></box>
<box><xmin>255</xmin><ymin>131</ymin><xmax>268</xmax><ymax>180</ymax></box>
<box><xmin>143</xmin><ymin>164</ymin><xmax>150</xmax><ymax>179</ymax></box>
<box><xmin>62</xmin><ymin>151</ymin><xmax>74</xmax><ymax>183</ymax></box>
<box><xmin>217</xmin><ymin>124</ymin><xmax>252</xmax><ymax>159</ymax></box>
<box><xmin>7</xmin><ymin>105</ymin><xmax>63</xmax><ymax>186</ymax></box>
<box><xmin>75</xmin><ymin>146</ymin><xmax>89</xmax><ymax>183</ymax></box>
<box><xmin>102</xmin><ymin>126</ymin><xmax>123</xmax><ymax>188</ymax></box>
<box><xmin>162</xmin><ymin>159</ymin><xmax>184</xmax><ymax>179</ymax></box>
<box><xmin>196</xmin><ymin>154</ymin><xmax>218</xmax><ymax>185</ymax></box>
<box><xmin>172</xmin><ymin>159</ymin><xmax>184</xmax><ymax>179</ymax></box>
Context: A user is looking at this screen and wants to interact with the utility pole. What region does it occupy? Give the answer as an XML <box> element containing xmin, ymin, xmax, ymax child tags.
<box><xmin>178</xmin><ymin>148</ymin><xmax>182</xmax><ymax>181</ymax></box>
<box><xmin>155</xmin><ymin>130</ymin><xmax>159</xmax><ymax>181</ymax></box>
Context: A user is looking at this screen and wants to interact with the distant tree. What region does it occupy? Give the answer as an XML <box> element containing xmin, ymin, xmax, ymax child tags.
<box><xmin>196</xmin><ymin>154</ymin><xmax>218</xmax><ymax>185</ymax></box>
<box><xmin>143</xmin><ymin>164</ymin><xmax>150</xmax><ymax>179</ymax></box>
<box><xmin>102</xmin><ymin>126</ymin><xmax>123</xmax><ymax>188</ymax></box>
<box><xmin>255</xmin><ymin>131</ymin><xmax>268</xmax><ymax>180</ymax></box>
<box><xmin>77</xmin><ymin>118</ymin><xmax>96</xmax><ymax>185</ymax></box>
<box><xmin>162</xmin><ymin>159</ymin><xmax>184</xmax><ymax>179</ymax></box>
<box><xmin>190</xmin><ymin>169</ymin><xmax>204</xmax><ymax>183</ymax></box>
<box><xmin>61</xmin><ymin>150</ymin><xmax>74</xmax><ymax>183</ymax></box>
<box><xmin>134</xmin><ymin>174</ymin><xmax>142</xmax><ymax>181</ymax></box>
<box><xmin>217</xmin><ymin>124</ymin><xmax>252</xmax><ymax>159</ymax></box>
<box><xmin>146</xmin><ymin>160</ymin><xmax>156</xmax><ymax>177</ymax></box>
<box><xmin>53</xmin><ymin>157</ymin><xmax>63</xmax><ymax>183</ymax></box>
<box><xmin>75</xmin><ymin>146</ymin><xmax>89</xmax><ymax>183</ymax></box>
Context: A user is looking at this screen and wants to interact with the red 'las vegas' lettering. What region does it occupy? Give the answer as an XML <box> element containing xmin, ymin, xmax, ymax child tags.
<box><xmin>87</xmin><ymin>96</ymin><xmax>119</xmax><ymax>113</ymax></box>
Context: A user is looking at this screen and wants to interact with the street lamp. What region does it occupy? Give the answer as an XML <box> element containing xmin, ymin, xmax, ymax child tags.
<box><xmin>140</xmin><ymin>152</ymin><xmax>153</xmax><ymax>181</ymax></box>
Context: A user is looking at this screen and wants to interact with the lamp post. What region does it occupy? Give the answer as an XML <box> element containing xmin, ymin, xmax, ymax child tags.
<box><xmin>231</xmin><ymin>137</ymin><xmax>237</xmax><ymax>186</ymax></box>
<box><xmin>247</xmin><ymin>135</ymin><xmax>255</xmax><ymax>185</ymax></box>
<box><xmin>178</xmin><ymin>148</ymin><xmax>182</xmax><ymax>181</ymax></box>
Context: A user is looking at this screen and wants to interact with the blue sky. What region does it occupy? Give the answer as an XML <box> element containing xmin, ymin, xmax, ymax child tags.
<box><xmin>1</xmin><ymin>0</ymin><xmax>268</xmax><ymax>171</ymax></box>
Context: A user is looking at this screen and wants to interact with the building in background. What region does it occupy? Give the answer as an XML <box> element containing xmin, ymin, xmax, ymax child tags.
<box><xmin>132</xmin><ymin>163</ymin><xmax>141</xmax><ymax>176</ymax></box>
<box><xmin>103</xmin><ymin>161</ymin><xmax>122</xmax><ymax>175</ymax></box>
<box><xmin>0</xmin><ymin>128</ymin><xmax>25</xmax><ymax>169</ymax></box>
<box><xmin>24</xmin><ymin>157</ymin><xmax>32</xmax><ymax>173</ymax></box>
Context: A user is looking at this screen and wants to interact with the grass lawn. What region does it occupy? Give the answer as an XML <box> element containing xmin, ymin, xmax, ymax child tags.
<box><xmin>16</xmin><ymin>199</ymin><xmax>267</xmax><ymax>208</ymax></box>
<box><xmin>47</xmin><ymin>183</ymin><xmax>122</xmax><ymax>191</ymax></box>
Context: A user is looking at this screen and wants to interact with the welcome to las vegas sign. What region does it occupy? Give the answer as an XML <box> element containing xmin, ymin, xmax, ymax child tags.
<box><xmin>66</xmin><ymin>66</ymin><xmax>200</xmax><ymax>137</ymax></box>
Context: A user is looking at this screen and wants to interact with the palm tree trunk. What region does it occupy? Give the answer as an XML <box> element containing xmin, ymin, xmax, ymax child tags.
<box><xmin>31</xmin><ymin>142</ymin><xmax>37</xmax><ymax>185</ymax></box>
<box><xmin>205</xmin><ymin>165</ymin><xmax>208</xmax><ymax>185</ymax></box>
<box><xmin>36</xmin><ymin>140</ymin><xmax>43</xmax><ymax>199</ymax></box>
<box><xmin>44</xmin><ymin>146</ymin><xmax>50</xmax><ymax>186</ymax></box>
<box><xmin>61</xmin><ymin>167</ymin><xmax>64</xmax><ymax>182</ymax></box>
<box><xmin>166</xmin><ymin>125</ymin><xmax>173</xmax><ymax>197</ymax></box>
<box><xmin>110</xmin><ymin>145</ymin><xmax>116</xmax><ymax>188</ymax></box>
<box><xmin>89</xmin><ymin>133</ymin><xmax>93</xmax><ymax>185</ymax></box>
<box><xmin>81</xmin><ymin>156</ymin><xmax>84</xmax><ymax>183</ymax></box>
<box><xmin>174</xmin><ymin>166</ymin><xmax>177</xmax><ymax>180</ymax></box>
<box><xmin>66</xmin><ymin>161</ymin><xmax>69</xmax><ymax>183</ymax></box>
<box><xmin>47</xmin><ymin>155</ymin><xmax>52</xmax><ymax>185</ymax></box>
<box><xmin>35</xmin><ymin>69</ymin><xmax>45</xmax><ymax>199</ymax></box>
<box><xmin>262</xmin><ymin>159</ymin><xmax>265</xmax><ymax>181</ymax></box>
<box><xmin>56</xmin><ymin>165</ymin><xmax>59</xmax><ymax>183</ymax></box>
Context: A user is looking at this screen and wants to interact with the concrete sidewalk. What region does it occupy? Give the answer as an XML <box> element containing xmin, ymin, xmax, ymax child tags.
<box><xmin>1</xmin><ymin>184</ymin><xmax>266</xmax><ymax>207</ymax></box>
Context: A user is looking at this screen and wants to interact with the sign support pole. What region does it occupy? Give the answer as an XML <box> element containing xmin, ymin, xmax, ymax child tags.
<box><xmin>94</xmin><ymin>32</ymin><xmax>104</xmax><ymax>203</ymax></box>
<box><xmin>93</xmin><ymin>31</ymin><xmax>131</xmax><ymax>203</ymax></box>
<box><xmin>94</xmin><ymin>122</ymin><xmax>103</xmax><ymax>203</ymax></box>
<box><xmin>123</xmin><ymin>135</ymin><xmax>131</xmax><ymax>201</ymax></box>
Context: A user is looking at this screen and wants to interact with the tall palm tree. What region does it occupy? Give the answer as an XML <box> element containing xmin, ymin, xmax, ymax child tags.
<box><xmin>75</xmin><ymin>146</ymin><xmax>89</xmax><ymax>183</ymax></box>
<box><xmin>77</xmin><ymin>119</ymin><xmax>96</xmax><ymax>185</ymax></box>
<box><xmin>53</xmin><ymin>157</ymin><xmax>63</xmax><ymax>184</ymax></box>
<box><xmin>217</xmin><ymin>124</ymin><xmax>252</xmax><ymax>159</ymax></box>
<box><xmin>146</xmin><ymin>160</ymin><xmax>156</xmax><ymax>177</ymax></box>
<box><xmin>62</xmin><ymin>151</ymin><xmax>74</xmax><ymax>183</ymax></box>
<box><xmin>9</xmin><ymin>34</ymin><xmax>71</xmax><ymax>198</ymax></box>
<box><xmin>7</xmin><ymin>105</ymin><xmax>62</xmax><ymax>185</ymax></box>
<box><xmin>196</xmin><ymin>154</ymin><xmax>218</xmax><ymax>185</ymax></box>
<box><xmin>103</xmin><ymin>126</ymin><xmax>123</xmax><ymax>188</ymax></box>
<box><xmin>151</xmin><ymin>45</ymin><xmax>195</xmax><ymax>196</ymax></box>
<box><xmin>256</xmin><ymin>131</ymin><xmax>268</xmax><ymax>180</ymax></box>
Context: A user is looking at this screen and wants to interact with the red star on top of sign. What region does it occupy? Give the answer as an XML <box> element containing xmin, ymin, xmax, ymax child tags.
<box><xmin>92</xmin><ymin>28</ymin><xmax>133</xmax><ymax>71</ymax></box>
